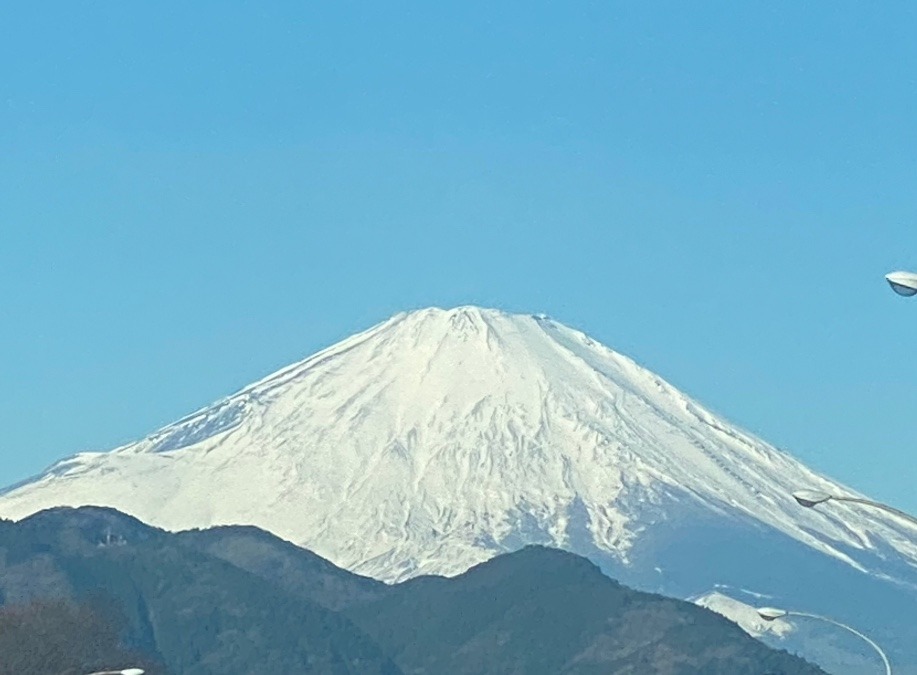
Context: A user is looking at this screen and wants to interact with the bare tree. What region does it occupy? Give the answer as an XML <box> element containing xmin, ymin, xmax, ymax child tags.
<box><xmin>0</xmin><ymin>598</ymin><xmax>162</xmax><ymax>675</ymax></box>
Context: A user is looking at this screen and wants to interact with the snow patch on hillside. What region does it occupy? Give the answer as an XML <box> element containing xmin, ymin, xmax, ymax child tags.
<box><xmin>692</xmin><ymin>591</ymin><xmax>793</xmax><ymax>638</ymax></box>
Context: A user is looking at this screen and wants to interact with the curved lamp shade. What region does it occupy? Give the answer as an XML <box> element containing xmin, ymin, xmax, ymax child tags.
<box><xmin>757</xmin><ymin>607</ymin><xmax>788</xmax><ymax>621</ymax></box>
<box><xmin>886</xmin><ymin>271</ymin><xmax>917</xmax><ymax>297</ymax></box>
<box><xmin>755</xmin><ymin>607</ymin><xmax>892</xmax><ymax>675</ymax></box>
<box><xmin>793</xmin><ymin>490</ymin><xmax>831</xmax><ymax>508</ymax></box>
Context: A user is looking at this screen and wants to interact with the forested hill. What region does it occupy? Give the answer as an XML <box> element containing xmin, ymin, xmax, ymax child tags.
<box><xmin>0</xmin><ymin>507</ymin><xmax>824</xmax><ymax>674</ymax></box>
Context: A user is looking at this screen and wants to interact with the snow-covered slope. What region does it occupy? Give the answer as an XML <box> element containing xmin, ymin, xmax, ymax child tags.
<box><xmin>2</xmin><ymin>307</ymin><xmax>916</xmax><ymax>671</ymax></box>
<box><xmin>692</xmin><ymin>591</ymin><xmax>792</xmax><ymax>638</ymax></box>
<box><xmin>2</xmin><ymin>306</ymin><xmax>914</xmax><ymax>579</ymax></box>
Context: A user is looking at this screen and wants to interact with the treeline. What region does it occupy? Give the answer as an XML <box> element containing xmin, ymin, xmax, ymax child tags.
<box><xmin>0</xmin><ymin>598</ymin><xmax>164</xmax><ymax>675</ymax></box>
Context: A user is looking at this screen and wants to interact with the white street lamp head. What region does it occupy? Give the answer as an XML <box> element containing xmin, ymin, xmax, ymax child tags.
<box><xmin>757</xmin><ymin>607</ymin><xmax>788</xmax><ymax>621</ymax></box>
<box><xmin>755</xmin><ymin>608</ymin><xmax>893</xmax><ymax>675</ymax></box>
<box><xmin>121</xmin><ymin>670</ymin><xmax>145</xmax><ymax>675</ymax></box>
<box><xmin>793</xmin><ymin>490</ymin><xmax>832</xmax><ymax>508</ymax></box>
<box><xmin>886</xmin><ymin>271</ymin><xmax>917</xmax><ymax>297</ymax></box>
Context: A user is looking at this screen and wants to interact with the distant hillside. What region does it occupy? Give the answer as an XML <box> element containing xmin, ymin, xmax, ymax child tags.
<box><xmin>0</xmin><ymin>507</ymin><xmax>824</xmax><ymax>674</ymax></box>
<box><xmin>347</xmin><ymin>546</ymin><xmax>823</xmax><ymax>675</ymax></box>
<box><xmin>0</xmin><ymin>508</ymin><xmax>399</xmax><ymax>675</ymax></box>
<box><xmin>175</xmin><ymin>524</ymin><xmax>386</xmax><ymax>611</ymax></box>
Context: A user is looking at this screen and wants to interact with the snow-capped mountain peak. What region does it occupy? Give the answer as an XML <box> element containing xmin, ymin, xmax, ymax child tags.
<box><xmin>2</xmin><ymin>308</ymin><xmax>916</xmax><ymax>578</ymax></box>
<box><xmin>3</xmin><ymin>306</ymin><xmax>915</xmax><ymax>588</ymax></box>
<box><xmin>6</xmin><ymin>306</ymin><xmax>917</xmax><ymax>670</ymax></box>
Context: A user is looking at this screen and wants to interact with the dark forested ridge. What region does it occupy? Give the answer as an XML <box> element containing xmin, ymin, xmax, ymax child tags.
<box><xmin>347</xmin><ymin>546</ymin><xmax>824</xmax><ymax>675</ymax></box>
<box><xmin>0</xmin><ymin>509</ymin><xmax>398</xmax><ymax>675</ymax></box>
<box><xmin>0</xmin><ymin>507</ymin><xmax>825</xmax><ymax>674</ymax></box>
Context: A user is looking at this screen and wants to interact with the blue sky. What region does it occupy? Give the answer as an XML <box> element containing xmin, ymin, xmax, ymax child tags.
<box><xmin>2</xmin><ymin>2</ymin><xmax>916</xmax><ymax>512</ymax></box>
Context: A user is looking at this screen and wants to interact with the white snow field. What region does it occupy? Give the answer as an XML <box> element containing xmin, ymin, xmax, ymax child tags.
<box><xmin>2</xmin><ymin>307</ymin><xmax>916</xmax><ymax>671</ymax></box>
<box><xmin>692</xmin><ymin>591</ymin><xmax>793</xmax><ymax>638</ymax></box>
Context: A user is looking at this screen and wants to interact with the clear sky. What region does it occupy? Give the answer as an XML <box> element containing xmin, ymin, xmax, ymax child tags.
<box><xmin>2</xmin><ymin>3</ymin><xmax>916</xmax><ymax>512</ymax></box>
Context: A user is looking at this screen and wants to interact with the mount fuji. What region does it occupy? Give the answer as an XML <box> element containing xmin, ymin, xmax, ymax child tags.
<box><xmin>2</xmin><ymin>307</ymin><xmax>916</xmax><ymax>672</ymax></box>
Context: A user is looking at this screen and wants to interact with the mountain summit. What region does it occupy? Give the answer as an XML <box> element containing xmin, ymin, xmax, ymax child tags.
<box><xmin>2</xmin><ymin>307</ymin><xmax>917</xmax><ymax>670</ymax></box>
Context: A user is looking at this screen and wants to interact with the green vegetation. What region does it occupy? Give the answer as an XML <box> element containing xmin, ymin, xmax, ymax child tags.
<box><xmin>0</xmin><ymin>508</ymin><xmax>824</xmax><ymax>674</ymax></box>
<box><xmin>347</xmin><ymin>546</ymin><xmax>822</xmax><ymax>675</ymax></box>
